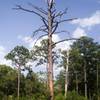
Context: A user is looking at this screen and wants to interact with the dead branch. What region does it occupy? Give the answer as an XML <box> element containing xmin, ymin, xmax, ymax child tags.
<box><xmin>53</xmin><ymin>38</ymin><xmax>78</xmax><ymax>46</ymax></box>
<box><xmin>14</xmin><ymin>5</ymin><xmax>47</xmax><ymax>22</ymax></box>
<box><xmin>55</xmin><ymin>30</ymin><xmax>70</xmax><ymax>33</ymax></box>
<box><xmin>28</xmin><ymin>2</ymin><xmax>47</xmax><ymax>15</ymax></box>
<box><xmin>55</xmin><ymin>8</ymin><xmax>68</xmax><ymax>18</ymax></box>
<box><xmin>54</xmin><ymin>30</ymin><xmax>71</xmax><ymax>37</ymax></box>
<box><xmin>42</xmin><ymin>18</ymin><xmax>48</xmax><ymax>29</ymax></box>
<box><xmin>33</xmin><ymin>27</ymin><xmax>48</xmax><ymax>34</ymax></box>
<box><xmin>52</xmin><ymin>22</ymin><xmax>58</xmax><ymax>34</ymax></box>
<box><xmin>51</xmin><ymin>18</ymin><xmax>77</xmax><ymax>33</ymax></box>
<box><xmin>57</xmin><ymin>18</ymin><xmax>77</xmax><ymax>24</ymax></box>
<box><xmin>52</xmin><ymin>9</ymin><xmax>56</xmax><ymax>14</ymax></box>
<box><xmin>33</xmin><ymin>34</ymin><xmax>48</xmax><ymax>47</ymax></box>
<box><xmin>48</xmin><ymin>0</ymin><xmax>54</xmax><ymax>9</ymax></box>
<box><xmin>32</xmin><ymin>25</ymin><xmax>48</xmax><ymax>37</ymax></box>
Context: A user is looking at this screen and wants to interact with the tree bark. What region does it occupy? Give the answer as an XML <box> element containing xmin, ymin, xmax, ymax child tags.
<box><xmin>17</xmin><ymin>66</ymin><xmax>20</xmax><ymax>100</ymax></box>
<box><xmin>84</xmin><ymin>61</ymin><xmax>87</xmax><ymax>99</ymax></box>
<box><xmin>65</xmin><ymin>50</ymin><xmax>69</xmax><ymax>99</ymax></box>
<box><xmin>48</xmin><ymin>36</ymin><xmax>54</xmax><ymax>100</ymax></box>
<box><xmin>48</xmin><ymin>2</ymin><xmax>54</xmax><ymax>99</ymax></box>
<box><xmin>97</xmin><ymin>64</ymin><xmax>99</xmax><ymax>100</ymax></box>
<box><xmin>46</xmin><ymin>63</ymin><xmax>49</xmax><ymax>89</ymax></box>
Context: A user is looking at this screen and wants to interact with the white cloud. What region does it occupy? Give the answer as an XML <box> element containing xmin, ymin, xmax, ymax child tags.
<box><xmin>0</xmin><ymin>46</ymin><xmax>5</xmax><ymax>55</ymax></box>
<box><xmin>73</xmin><ymin>27</ymin><xmax>87</xmax><ymax>38</ymax></box>
<box><xmin>18</xmin><ymin>35</ymin><xmax>34</xmax><ymax>48</ymax></box>
<box><xmin>18</xmin><ymin>34</ymin><xmax>74</xmax><ymax>51</ymax></box>
<box><xmin>52</xmin><ymin>34</ymin><xmax>60</xmax><ymax>42</ymax></box>
<box><xmin>18</xmin><ymin>35</ymin><xmax>33</xmax><ymax>44</ymax></box>
<box><xmin>55</xmin><ymin>41</ymin><xmax>72</xmax><ymax>51</ymax></box>
<box><xmin>72</xmin><ymin>11</ymin><xmax>100</xmax><ymax>28</ymax></box>
<box><xmin>0</xmin><ymin>45</ymin><xmax>11</xmax><ymax>66</ymax></box>
<box><xmin>55</xmin><ymin>27</ymin><xmax>87</xmax><ymax>51</ymax></box>
<box><xmin>18</xmin><ymin>34</ymin><xmax>60</xmax><ymax>48</ymax></box>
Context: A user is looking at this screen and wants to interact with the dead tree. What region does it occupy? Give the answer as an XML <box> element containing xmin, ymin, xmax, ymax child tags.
<box><xmin>14</xmin><ymin>0</ymin><xmax>77</xmax><ymax>99</ymax></box>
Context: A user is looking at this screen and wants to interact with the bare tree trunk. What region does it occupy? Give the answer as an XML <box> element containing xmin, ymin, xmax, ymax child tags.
<box><xmin>84</xmin><ymin>61</ymin><xmax>87</xmax><ymax>99</ymax></box>
<box><xmin>17</xmin><ymin>66</ymin><xmax>20</xmax><ymax>100</ymax></box>
<box><xmin>65</xmin><ymin>50</ymin><xmax>69</xmax><ymax>99</ymax></box>
<box><xmin>48</xmin><ymin>31</ymin><xmax>54</xmax><ymax>100</ymax></box>
<box><xmin>48</xmin><ymin>36</ymin><xmax>54</xmax><ymax>100</ymax></box>
<box><xmin>97</xmin><ymin>64</ymin><xmax>99</xmax><ymax>100</ymax></box>
<box><xmin>48</xmin><ymin>2</ymin><xmax>54</xmax><ymax>99</ymax></box>
<box><xmin>46</xmin><ymin>63</ymin><xmax>49</xmax><ymax>89</ymax></box>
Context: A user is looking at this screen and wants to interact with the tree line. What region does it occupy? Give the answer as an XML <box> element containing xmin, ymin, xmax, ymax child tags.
<box><xmin>0</xmin><ymin>36</ymin><xmax>100</xmax><ymax>100</ymax></box>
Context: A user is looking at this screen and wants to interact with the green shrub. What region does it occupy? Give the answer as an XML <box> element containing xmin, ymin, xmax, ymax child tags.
<box><xmin>66</xmin><ymin>90</ymin><xmax>87</xmax><ymax>100</ymax></box>
<box><xmin>55</xmin><ymin>93</ymin><xmax>65</xmax><ymax>100</ymax></box>
<box><xmin>55</xmin><ymin>91</ymin><xmax>87</xmax><ymax>100</ymax></box>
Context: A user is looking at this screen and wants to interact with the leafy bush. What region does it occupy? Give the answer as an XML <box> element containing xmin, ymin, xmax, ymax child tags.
<box><xmin>55</xmin><ymin>93</ymin><xmax>65</xmax><ymax>100</ymax></box>
<box><xmin>66</xmin><ymin>90</ymin><xmax>87</xmax><ymax>100</ymax></box>
<box><xmin>55</xmin><ymin>91</ymin><xmax>87</xmax><ymax>100</ymax></box>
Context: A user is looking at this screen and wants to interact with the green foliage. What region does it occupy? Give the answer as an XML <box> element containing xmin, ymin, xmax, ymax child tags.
<box><xmin>66</xmin><ymin>91</ymin><xmax>87</xmax><ymax>100</ymax></box>
<box><xmin>31</xmin><ymin>39</ymin><xmax>59</xmax><ymax>67</ymax></box>
<box><xmin>59</xmin><ymin>50</ymin><xmax>68</xmax><ymax>69</ymax></box>
<box><xmin>0</xmin><ymin>36</ymin><xmax>100</xmax><ymax>99</ymax></box>
<box><xmin>69</xmin><ymin>36</ymin><xmax>100</xmax><ymax>96</ymax></box>
<box><xmin>55</xmin><ymin>36</ymin><xmax>100</xmax><ymax>99</ymax></box>
<box><xmin>55</xmin><ymin>93</ymin><xmax>65</xmax><ymax>100</ymax></box>
<box><xmin>31</xmin><ymin>39</ymin><xmax>48</xmax><ymax>66</ymax></box>
<box><xmin>5</xmin><ymin>45</ymin><xmax>31</xmax><ymax>67</ymax></box>
<box><xmin>0</xmin><ymin>65</ymin><xmax>49</xmax><ymax>100</ymax></box>
<box><xmin>0</xmin><ymin>65</ymin><xmax>17</xmax><ymax>98</ymax></box>
<box><xmin>55</xmin><ymin>70</ymin><xmax>65</xmax><ymax>94</ymax></box>
<box><xmin>55</xmin><ymin>91</ymin><xmax>87</xmax><ymax>100</ymax></box>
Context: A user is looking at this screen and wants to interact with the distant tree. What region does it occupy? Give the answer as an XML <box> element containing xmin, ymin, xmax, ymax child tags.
<box><xmin>55</xmin><ymin>70</ymin><xmax>65</xmax><ymax>94</ymax></box>
<box><xmin>5</xmin><ymin>46</ymin><xmax>30</xmax><ymax>100</ymax></box>
<box><xmin>55</xmin><ymin>36</ymin><xmax>100</xmax><ymax>99</ymax></box>
<box><xmin>58</xmin><ymin>49</ymin><xmax>69</xmax><ymax>99</ymax></box>
<box><xmin>70</xmin><ymin>36</ymin><xmax>100</xmax><ymax>99</ymax></box>
<box><xmin>24</xmin><ymin>70</ymin><xmax>50</xmax><ymax>99</ymax></box>
<box><xmin>31</xmin><ymin>39</ymin><xmax>59</xmax><ymax>88</ymax></box>
<box><xmin>92</xmin><ymin>44</ymin><xmax>100</xmax><ymax>100</ymax></box>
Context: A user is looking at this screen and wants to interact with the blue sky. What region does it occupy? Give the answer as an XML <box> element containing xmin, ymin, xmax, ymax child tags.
<box><xmin>0</xmin><ymin>0</ymin><xmax>100</xmax><ymax>66</ymax></box>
